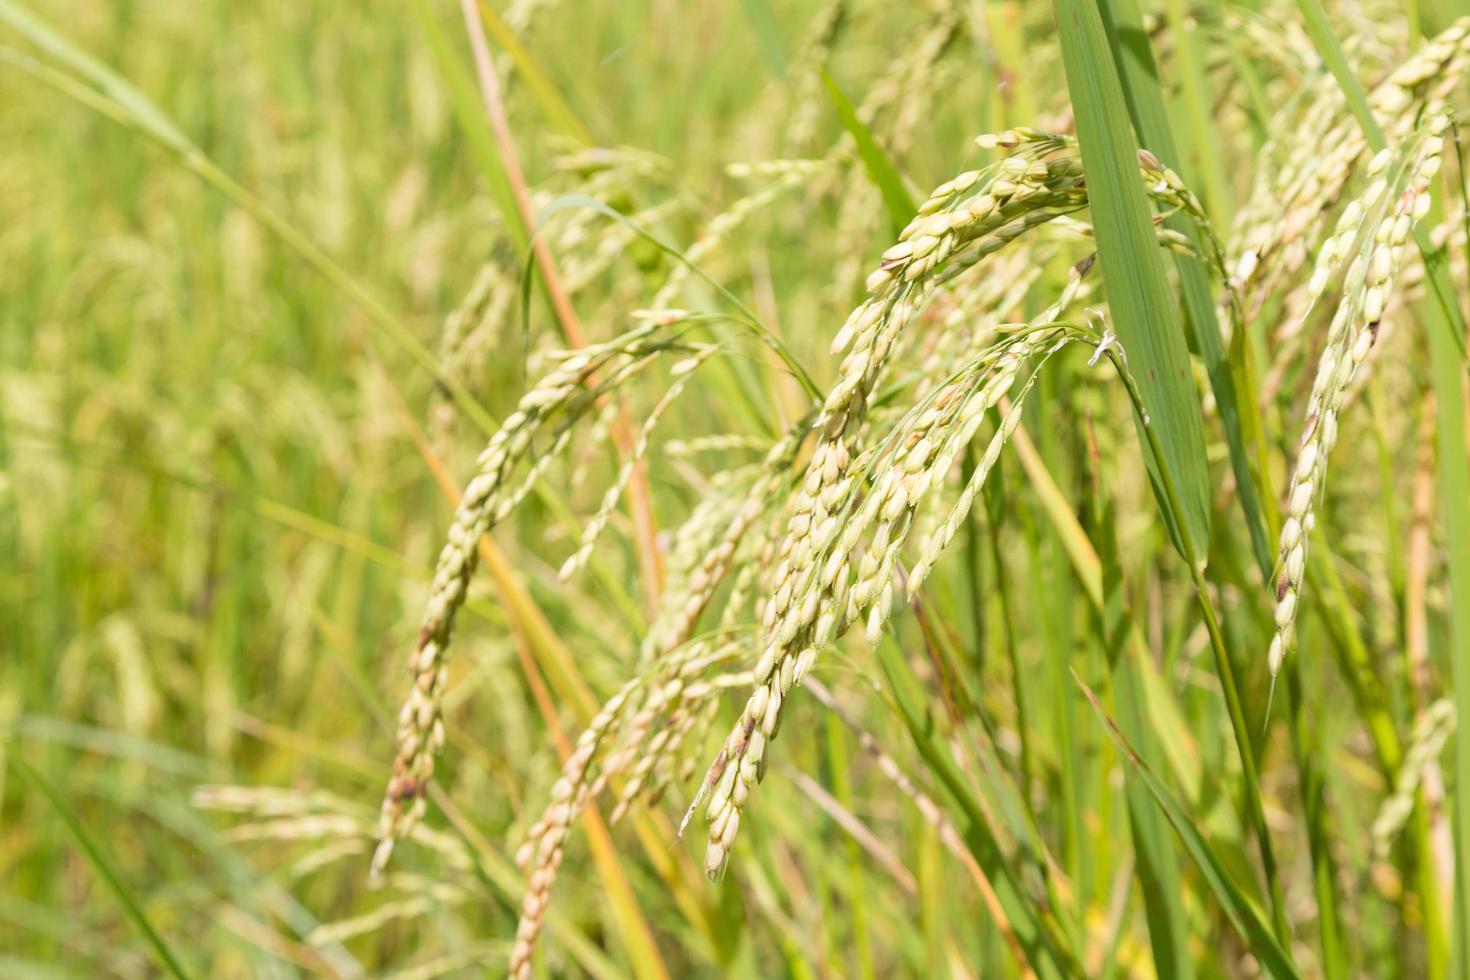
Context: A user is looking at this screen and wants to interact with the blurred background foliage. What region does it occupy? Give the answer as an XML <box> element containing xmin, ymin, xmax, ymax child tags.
<box><xmin>2</xmin><ymin>0</ymin><xmax>1469</xmax><ymax>977</ymax></box>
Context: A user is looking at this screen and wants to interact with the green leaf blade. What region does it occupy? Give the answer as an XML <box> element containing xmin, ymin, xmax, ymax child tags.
<box><xmin>1051</xmin><ymin>0</ymin><xmax>1213</xmax><ymax>567</ymax></box>
<box><xmin>12</xmin><ymin>755</ymin><xmax>193</xmax><ymax>980</ymax></box>
<box><xmin>1097</xmin><ymin>0</ymin><xmax>1275</xmax><ymax>576</ymax></box>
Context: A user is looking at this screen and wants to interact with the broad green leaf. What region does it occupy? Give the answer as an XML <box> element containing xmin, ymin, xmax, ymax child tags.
<box><xmin>1098</xmin><ymin>0</ymin><xmax>1274</xmax><ymax>576</ymax></box>
<box><xmin>1051</xmin><ymin>0</ymin><xmax>1213</xmax><ymax>568</ymax></box>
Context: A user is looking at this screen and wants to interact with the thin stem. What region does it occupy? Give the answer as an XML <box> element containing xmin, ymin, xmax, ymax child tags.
<box><xmin>1190</xmin><ymin>570</ymin><xmax>1292</xmax><ymax>946</ymax></box>
<box><xmin>458</xmin><ymin>0</ymin><xmax>581</xmax><ymax>347</ymax></box>
<box><xmin>1281</xmin><ymin>647</ymin><xmax>1346</xmax><ymax>976</ymax></box>
<box><xmin>961</xmin><ymin>443</ymin><xmax>987</xmax><ymax>666</ymax></box>
<box><xmin>1106</xmin><ymin>347</ymin><xmax>1293</xmax><ymax>950</ymax></box>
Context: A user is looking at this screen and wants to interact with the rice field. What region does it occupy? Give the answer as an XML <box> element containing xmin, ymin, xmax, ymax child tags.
<box><xmin>4</xmin><ymin>0</ymin><xmax>1470</xmax><ymax>977</ymax></box>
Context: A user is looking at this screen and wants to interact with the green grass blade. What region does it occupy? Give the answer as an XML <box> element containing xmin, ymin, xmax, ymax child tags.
<box><xmin>1086</xmin><ymin>437</ymin><xmax>1197</xmax><ymax>980</ymax></box>
<box><xmin>1294</xmin><ymin>0</ymin><xmax>1383</xmax><ymax>146</ymax></box>
<box><xmin>824</xmin><ymin>716</ymin><xmax>876</xmax><ymax>980</ymax></box>
<box><xmin>1279</xmin><ymin>652</ymin><xmax>1349</xmax><ymax>977</ymax></box>
<box><xmin>10</xmin><ymin>754</ymin><xmax>192</xmax><ymax>980</ymax></box>
<box><xmin>1074</xmin><ymin>678</ymin><xmax>1301</xmax><ymax>980</ymax></box>
<box><xmin>0</xmin><ymin>0</ymin><xmax>191</xmax><ymax>153</ymax></box>
<box><xmin>1097</xmin><ymin>0</ymin><xmax>1275</xmax><ymax>575</ymax></box>
<box><xmin>821</xmin><ymin>68</ymin><xmax>915</xmax><ymax>236</ymax></box>
<box><xmin>1114</xmin><ymin>651</ymin><xmax>1197</xmax><ymax>977</ymax></box>
<box><xmin>1050</xmin><ymin>0</ymin><xmax>1213</xmax><ymax>568</ymax></box>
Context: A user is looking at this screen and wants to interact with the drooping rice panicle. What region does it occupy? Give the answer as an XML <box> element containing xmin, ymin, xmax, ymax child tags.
<box><xmin>1267</xmin><ymin>108</ymin><xmax>1449</xmax><ymax>680</ymax></box>
<box><xmin>502</xmin><ymin>411</ymin><xmax>815</xmax><ymax>971</ymax></box>
<box><xmin>373</xmin><ymin>322</ymin><xmax>702</xmax><ymax>872</ymax></box>
<box><xmin>508</xmin><ymin>677</ymin><xmax>639</xmax><ymax>979</ymax></box>
<box><xmin>558</xmin><ymin>345</ymin><xmax>716</xmax><ymax>581</ymax></box>
<box><xmin>430</xmin><ymin>255</ymin><xmax>515</xmax><ymax>450</ymax></box>
<box><xmin>689</xmin><ymin>138</ymin><xmax>1104</xmax><ymax>876</ymax></box>
<box><xmin>679</xmin><ymin>119</ymin><xmax>1196</xmax><ymax>882</ymax></box>
<box><xmin>610</xmin><ymin>684</ymin><xmax>729</xmax><ymax>822</ymax></box>
<box><xmin>508</xmin><ymin>639</ymin><xmax>748</xmax><ymax>979</ymax></box>
<box><xmin>651</xmin><ymin>426</ymin><xmax>810</xmax><ymax>654</ymax></box>
<box><xmin>903</xmin><ymin>329</ymin><xmax>1085</xmax><ymax>602</ymax></box>
<box><xmin>688</xmin><ymin>124</ymin><xmax>1208</xmax><ymax>876</ymax></box>
<box><xmin>1229</xmin><ymin>20</ymin><xmax>1470</xmax><ymax>323</ymax></box>
<box><xmin>1372</xmin><ymin>699</ymin><xmax>1457</xmax><ymax>860</ymax></box>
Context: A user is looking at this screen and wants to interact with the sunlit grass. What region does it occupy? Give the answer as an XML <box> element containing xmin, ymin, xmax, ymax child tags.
<box><xmin>3</xmin><ymin>1</ymin><xmax>1470</xmax><ymax>978</ymax></box>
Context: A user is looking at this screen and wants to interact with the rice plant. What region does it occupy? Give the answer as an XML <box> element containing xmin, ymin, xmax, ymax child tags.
<box><xmin>4</xmin><ymin>0</ymin><xmax>1470</xmax><ymax>977</ymax></box>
